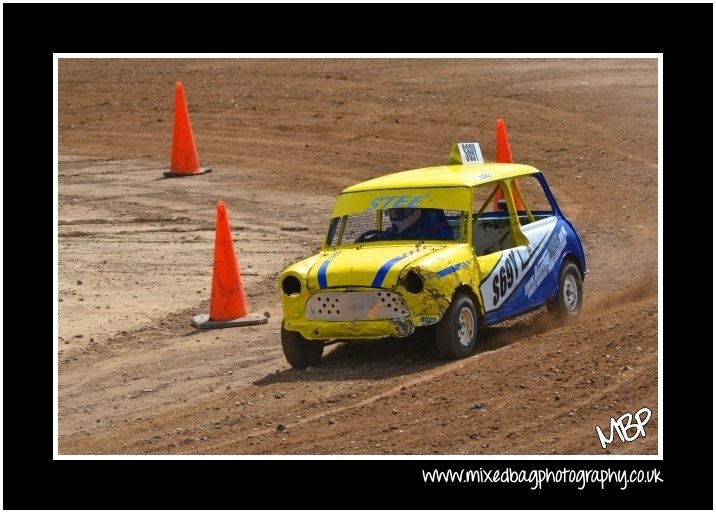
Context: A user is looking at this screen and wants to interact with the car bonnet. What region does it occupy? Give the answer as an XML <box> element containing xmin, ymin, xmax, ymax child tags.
<box><xmin>306</xmin><ymin>244</ymin><xmax>447</xmax><ymax>290</ymax></box>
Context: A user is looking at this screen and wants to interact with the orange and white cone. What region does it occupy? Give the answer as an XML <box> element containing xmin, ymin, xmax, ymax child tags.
<box><xmin>164</xmin><ymin>82</ymin><xmax>212</xmax><ymax>177</ymax></box>
<box><xmin>191</xmin><ymin>201</ymin><xmax>267</xmax><ymax>329</ymax></box>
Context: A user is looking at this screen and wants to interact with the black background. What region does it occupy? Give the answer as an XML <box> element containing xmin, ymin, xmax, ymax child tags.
<box><xmin>3</xmin><ymin>2</ymin><xmax>711</xmax><ymax>510</ymax></box>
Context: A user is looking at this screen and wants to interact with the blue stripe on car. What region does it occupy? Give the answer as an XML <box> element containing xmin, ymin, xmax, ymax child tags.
<box><xmin>317</xmin><ymin>259</ymin><xmax>331</xmax><ymax>289</ymax></box>
<box><xmin>371</xmin><ymin>254</ymin><xmax>411</xmax><ymax>287</ymax></box>
<box><xmin>436</xmin><ymin>260</ymin><xmax>470</xmax><ymax>278</ymax></box>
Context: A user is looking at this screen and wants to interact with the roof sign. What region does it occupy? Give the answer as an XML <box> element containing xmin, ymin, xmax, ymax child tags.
<box><xmin>447</xmin><ymin>142</ymin><xmax>484</xmax><ymax>165</ymax></box>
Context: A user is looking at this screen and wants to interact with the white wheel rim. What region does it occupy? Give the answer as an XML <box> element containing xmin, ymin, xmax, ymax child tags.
<box><xmin>457</xmin><ymin>307</ymin><xmax>475</xmax><ymax>347</ymax></box>
<box><xmin>563</xmin><ymin>274</ymin><xmax>579</xmax><ymax>311</ymax></box>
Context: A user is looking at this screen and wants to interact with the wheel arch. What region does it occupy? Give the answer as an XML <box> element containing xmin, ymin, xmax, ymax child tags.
<box><xmin>561</xmin><ymin>251</ymin><xmax>586</xmax><ymax>280</ymax></box>
<box><xmin>452</xmin><ymin>284</ymin><xmax>484</xmax><ymax>325</ymax></box>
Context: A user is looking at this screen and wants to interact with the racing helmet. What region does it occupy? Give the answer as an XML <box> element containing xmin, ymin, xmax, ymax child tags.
<box><xmin>388</xmin><ymin>208</ymin><xmax>421</xmax><ymax>233</ymax></box>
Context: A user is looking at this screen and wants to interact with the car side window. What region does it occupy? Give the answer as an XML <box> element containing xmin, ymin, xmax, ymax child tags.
<box><xmin>509</xmin><ymin>175</ymin><xmax>554</xmax><ymax>224</ymax></box>
<box><xmin>472</xmin><ymin>183</ymin><xmax>505</xmax><ymax>216</ymax></box>
<box><xmin>471</xmin><ymin>183</ymin><xmax>514</xmax><ymax>256</ymax></box>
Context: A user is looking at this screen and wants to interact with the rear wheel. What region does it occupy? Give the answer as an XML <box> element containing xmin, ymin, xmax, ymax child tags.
<box><xmin>550</xmin><ymin>260</ymin><xmax>583</xmax><ymax>321</ymax></box>
<box><xmin>281</xmin><ymin>327</ymin><xmax>324</xmax><ymax>369</ymax></box>
<box><xmin>434</xmin><ymin>292</ymin><xmax>478</xmax><ymax>359</ymax></box>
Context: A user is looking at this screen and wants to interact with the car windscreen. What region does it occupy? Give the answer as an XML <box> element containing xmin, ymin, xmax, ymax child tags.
<box><xmin>326</xmin><ymin>208</ymin><xmax>468</xmax><ymax>246</ymax></box>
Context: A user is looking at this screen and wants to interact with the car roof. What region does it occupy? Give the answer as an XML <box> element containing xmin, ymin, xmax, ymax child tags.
<box><xmin>342</xmin><ymin>163</ymin><xmax>540</xmax><ymax>192</ymax></box>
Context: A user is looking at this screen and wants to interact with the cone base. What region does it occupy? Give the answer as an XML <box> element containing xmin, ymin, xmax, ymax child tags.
<box><xmin>163</xmin><ymin>167</ymin><xmax>212</xmax><ymax>178</ymax></box>
<box><xmin>191</xmin><ymin>312</ymin><xmax>268</xmax><ymax>329</ymax></box>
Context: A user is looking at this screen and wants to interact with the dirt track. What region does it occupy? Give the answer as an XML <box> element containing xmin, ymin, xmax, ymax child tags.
<box><xmin>57</xmin><ymin>58</ymin><xmax>658</xmax><ymax>455</ymax></box>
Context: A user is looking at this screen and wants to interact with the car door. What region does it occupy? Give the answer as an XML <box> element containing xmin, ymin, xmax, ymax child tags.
<box><xmin>474</xmin><ymin>176</ymin><xmax>564</xmax><ymax>324</ymax></box>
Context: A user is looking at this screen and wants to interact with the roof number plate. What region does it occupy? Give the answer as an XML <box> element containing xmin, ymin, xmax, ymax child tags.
<box><xmin>457</xmin><ymin>142</ymin><xmax>484</xmax><ymax>164</ymax></box>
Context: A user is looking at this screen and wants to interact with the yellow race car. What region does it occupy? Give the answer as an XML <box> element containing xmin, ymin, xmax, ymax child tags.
<box><xmin>279</xmin><ymin>121</ymin><xmax>586</xmax><ymax>368</ymax></box>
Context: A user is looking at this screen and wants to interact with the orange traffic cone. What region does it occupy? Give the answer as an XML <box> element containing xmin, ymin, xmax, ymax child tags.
<box><xmin>495</xmin><ymin>118</ymin><xmax>513</xmax><ymax>163</ymax></box>
<box><xmin>163</xmin><ymin>82</ymin><xmax>212</xmax><ymax>178</ymax></box>
<box><xmin>492</xmin><ymin>118</ymin><xmax>524</xmax><ymax>211</ymax></box>
<box><xmin>191</xmin><ymin>201</ymin><xmax>268</xmax><ymax>329</ymax></box>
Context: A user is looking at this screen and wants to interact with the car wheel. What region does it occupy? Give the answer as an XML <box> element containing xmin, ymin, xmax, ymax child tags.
<box><xmin>281</xmin><ymin>326</ymin><xmax>324</xmax><ymax>369</ymax></box>
<box><xmin>550</xmin><ymin>260</ymin><xmax>583</xmax><ymax>321</ymax></box>
<box><xmin>434</xmin><ymin>292</ymin><xmax>478</xmax><ymax>359</ymax></box>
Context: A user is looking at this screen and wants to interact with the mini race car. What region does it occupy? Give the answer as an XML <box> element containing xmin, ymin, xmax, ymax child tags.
<box><xmin>278</xmin><ymin>120</ymin><xmax>586</xmax><ymax>369</ymax></box>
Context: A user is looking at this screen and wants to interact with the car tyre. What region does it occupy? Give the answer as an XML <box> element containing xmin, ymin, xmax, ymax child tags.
<box><xmin>434</xmin><ymin>292</ymin><xmax>478</xmax><ymax>359</ymax></box>
<box><xmin>281</xmin><ymin>326</ymin><xmax>324</xmax><ymax>369</ymax></box>
<box><xmin>550</xmin><ymin>260</ymin><xmax>583</xmax><ymax>322</ymax></box>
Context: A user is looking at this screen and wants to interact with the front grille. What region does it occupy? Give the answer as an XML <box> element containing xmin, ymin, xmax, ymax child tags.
<box><xmin>305</xmin><ymin>290</ymin><xmax>409</xmax><ymax>321</ymax></box>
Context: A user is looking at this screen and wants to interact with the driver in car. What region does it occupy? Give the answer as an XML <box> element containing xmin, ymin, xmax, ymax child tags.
<box><xmin>384</xmin><ymin>207</ymin><xmax>454</xmax><ymax>240</ymax></box>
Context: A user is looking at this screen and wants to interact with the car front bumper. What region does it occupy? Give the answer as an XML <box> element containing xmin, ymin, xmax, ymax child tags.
<box><xmin>283</xmin><ymin>317</ymin><xmax>417</xmax><ymax>340</ymax></box>
<box><xmin>281</xmin><ymin>285</ymin><xmax>450</xmax><ymax>340</ymax></box>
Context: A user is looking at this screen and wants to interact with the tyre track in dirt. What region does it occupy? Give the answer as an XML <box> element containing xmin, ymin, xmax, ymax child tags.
<box><xmin>60</xmin><ymin>290</ymin><xmax>656</xmax><ymax>455</ymax></box>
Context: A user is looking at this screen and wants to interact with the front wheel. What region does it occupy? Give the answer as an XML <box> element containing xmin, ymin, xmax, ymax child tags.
<box><xmin>550</xmin><ymin>260</ymin><xmax>583</xmax><ymax>322</ymax></box>
<box><xmin>281</xmin><ymin>327</ymin><xmax>324</xmax><ymax>369</ymax></box>
<box><xmin>434</xmin><ymin>292</ymin><xmax>478</xmax><ymax>359</ymax></box>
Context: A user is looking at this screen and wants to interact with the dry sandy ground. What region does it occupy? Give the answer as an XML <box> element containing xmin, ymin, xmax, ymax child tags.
<box><xmin>57</xmin><ymin>58</ymin><xmax>658</xmax><ymax>455</ymax></box>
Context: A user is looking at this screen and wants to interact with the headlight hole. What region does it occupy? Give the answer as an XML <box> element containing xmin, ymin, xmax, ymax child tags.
<box><xmin>403</xmin><ymin>270</ymin><xmax>424</xmax><ymax>294</ymax></box>
<box><xmin>282</xmin><ymin>275</ymin><xmax>302</xmax><ymax>296</ymax></box>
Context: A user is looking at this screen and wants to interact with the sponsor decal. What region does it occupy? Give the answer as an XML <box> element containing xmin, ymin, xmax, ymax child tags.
<box><xmin>524</xmin><ymin>226</ymin><xmax>568</xmax><ymax>298</ymax></box>
<box><xmin>366</xmin><ymin>194</ymin><xmax>430</xmax><ymax>211</ymax></box>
